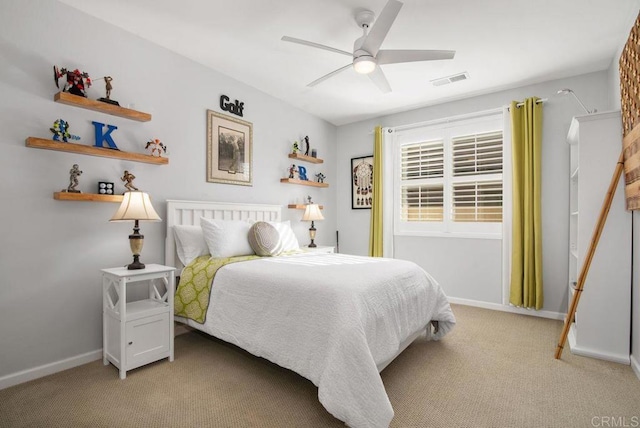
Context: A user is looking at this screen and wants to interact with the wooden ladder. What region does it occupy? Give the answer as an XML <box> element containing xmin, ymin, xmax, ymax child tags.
<box><xmin>554</xmin><ymin>151</ymin><xmax>625</xmax><ymax>359</ymax></box>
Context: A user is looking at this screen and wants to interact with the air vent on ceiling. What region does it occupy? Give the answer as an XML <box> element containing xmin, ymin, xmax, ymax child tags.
<box><xmin>430</xmin><ymin>72</ymin><xmax>470</xmax><ymax>87</ymax></box>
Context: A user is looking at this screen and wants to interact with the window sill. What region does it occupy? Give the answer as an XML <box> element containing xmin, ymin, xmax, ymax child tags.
<box><xmin>394</xmin><ymin>231</ymin><xmax>502</xmax><ymax>240</ymax></box>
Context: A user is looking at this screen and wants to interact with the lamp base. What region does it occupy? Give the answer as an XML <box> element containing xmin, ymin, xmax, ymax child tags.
<box><xmin>308</xmin><ymin>241</ymin><xmax>317</xmax><ymax>248</ymax></box>
<box><xmin>127</xmin><ymin>255</ymin><xmax>145</xmax><ymax>270</ymax></box>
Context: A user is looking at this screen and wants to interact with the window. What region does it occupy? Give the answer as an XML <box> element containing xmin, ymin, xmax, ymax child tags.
<box><xmin>393</xmin><ymin>114</ymin><xmax>503</xmax><ymax>238</ymax></box>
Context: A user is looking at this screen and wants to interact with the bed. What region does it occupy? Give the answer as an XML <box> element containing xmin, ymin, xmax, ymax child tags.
<box><xmin>165</xmin><ymin>200</ymin><xmax>456</xmax><ymax>428</ymax></box>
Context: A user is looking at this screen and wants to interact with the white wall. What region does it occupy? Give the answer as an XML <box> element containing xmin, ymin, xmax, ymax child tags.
<box><xmin>337</xmin><ymin>71</ymin><xmax>612</xmax><ymax>313</ymax></box>
<box><xmin>0</xmin><ymin>0</ymin><xmax>336</xmax><ymax>382</ymax></box>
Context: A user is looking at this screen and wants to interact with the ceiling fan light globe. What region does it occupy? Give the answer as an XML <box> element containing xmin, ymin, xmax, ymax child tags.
<box><xmin>353</xmin><ymin>56</ymin><xmax>376</xmax><ymax>74</ymax></box>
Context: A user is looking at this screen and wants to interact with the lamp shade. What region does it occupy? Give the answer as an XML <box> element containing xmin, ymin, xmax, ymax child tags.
<box><xmin>110</xmin><ymin>191</ymin><xmax>161</xmax><ymax>222</ymax></box>
<box><xmin>302</xmin><ymin>204</ymin><xmax>324</xmax><ymax>222</ymax></box>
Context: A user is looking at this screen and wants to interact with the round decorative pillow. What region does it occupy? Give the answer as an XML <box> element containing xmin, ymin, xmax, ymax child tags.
<box><xmin>248</xmin><ymin>221</ymin><xmax>282</xmax><ymax>256</ymax></box>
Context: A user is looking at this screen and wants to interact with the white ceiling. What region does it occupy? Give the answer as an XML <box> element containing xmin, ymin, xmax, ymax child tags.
<box><xmin>59</xmin><ymin>0</ymin><xmax>639</xmax><ymax>126</ymax></box>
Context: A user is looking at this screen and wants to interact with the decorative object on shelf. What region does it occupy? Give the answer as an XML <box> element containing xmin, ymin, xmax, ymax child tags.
<box><xmin>315</xmin><ymin>172</ymin><xmax>325</xmax><ymax>183</ymax></box>
<box><xmin>288</xmin><ymin>164</ymin><xmax>298</xmax><ymax>179</ymax></box>
<box><xmin>145</xmin><ymin>138</ymin><xmax>167</xmax><ymax>157</ymax></box>
<box><xmin>53</xmin><ymin>66</ymin><xmax>91</xmax><ymax>97</ymax></box>
<box><xmin>121</xmin><ymin>170</ymin><xmax>138</xmax><ymax>192</ymax></box>
<box><xmin>302</xmin><ymin>196</ymin><xmax>324</xmax><ymax>248</ymax></box>
<box><xmin>206</xmin><ymin>110</ymin><xmax>253</xmax><ymax>186</ymax></box>
<box><xmin>298</xmin><ymin>165</ymin><xmax>308</xmax><ymax>181</ymax></box>
<box><xmin>110</xmin><ymin>191</ymin><xmax>161</xmax><ymax>270</ymax></box>
<box><xmin>291</xmin><ymin>141</ymin><xmax>300</xmax><ymax>154</ymax></box>
<box><xmin>98</xmin><ymin>181</ymin><xmax>114</xmax><ymax>195</ymax></box>
<box><xmin>311</xmin><ymin>149</ymin><xmax>317</xmax><ymax>158</ymax></box>
<box><xmin>63</xmin><ymin>164</ymin><xmax>82</xmax><ymax>193</ymax></box>
<box><xmin>97</xmin><ymin>76</ymin><xmax>119</xmax><ymax>106</ymax></box>
<box><xmin>303</xmin><ymin>135</ymin><xmax>310</xmax><ymax>156</ymax></box>
<box><xmin>351</xmin><ymin>155</ymin><xmax>374</xmax><ymax>209</ymax></box>
<box><xmin>50</xmin><ymin>119</ymin><xmax>80</xmax><ymax>142</ymax></box>
<box><xmin>219</xmin><ymin>94</ymin><xmax>245</xmax><ymax>117</ymax></box>
<box><xmin>91</xmin><ymin>121</ymin><xmax>119</xmax><ymax>150</ymax></box>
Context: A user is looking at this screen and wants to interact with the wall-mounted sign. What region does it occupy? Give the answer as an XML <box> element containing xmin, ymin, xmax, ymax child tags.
<box><xmin>220</xmin><ymin>95</ymin><xmax>245</xmax><ymax>117</ymax></box>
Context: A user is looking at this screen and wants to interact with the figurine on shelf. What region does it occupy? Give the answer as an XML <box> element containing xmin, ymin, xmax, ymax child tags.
<box><xmin>315</xmin><ymin>172</ymin><xmax>325</xmax><ymax>183</ymax></box>
<box><xmin>63</xmin><ymin>164</ymin><xmax>82</xmax><ymax>193</ymax></box>
<box><xmin>121</xmin><ymin>170</ymin><xmax>139</xmax><ymax>192</ymax></box>
<box><xmin>97</xmin><ymin>76</ymin><xmax>120</xmax><ymax>106</ymax></box>
<box><xmin>303</xmin><ymin>136</ymin><xmax>310</xmax><ymax>156</ymax></box>
<box><xmin>288</xmin><ymin>164</ymin><xmax>298</xmax><ymax>179</ymax></box>
<box><xmin>145</xmin><ymin>139</ymin><xmax>167</xmax><ymax>157</ymax></box>
<box><xmin>50</xmin><ymin>119</ymin><xmax>80</xmax><ymax>142</ymax></box>
<box><xmin>291</xmin><ymin>141</ymin><xmax>300</xmax><ymax>154</ymax></box>
<box><xmin>53</xmin><ymin>66</ymin><xmax>92</xmax><ymax>97</ymax></box>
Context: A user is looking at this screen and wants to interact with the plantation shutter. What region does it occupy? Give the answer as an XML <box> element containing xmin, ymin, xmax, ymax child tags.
<box><xmin>452</xmin><ymin>131</ymin><xmax>503</xmax><ymax>176</ymax></box>
<box><xmin>400</xmin><ymin>140</ymin><xmax>444</xmax><ymax>222</ymax></box>
<box><xmin>451</xmin><ymin>130</ymin><xmax>503</xmax><ymax>223</ymax></box>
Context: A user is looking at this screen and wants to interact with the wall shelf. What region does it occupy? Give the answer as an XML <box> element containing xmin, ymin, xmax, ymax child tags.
<box><xmin>26</xmin><ymin>137</ymin><xmax>168</xmax><ymax>165</ymax></box>
<box><xmin>288</xmin><ymin>153</ymin><xmax>323</xmax><ymax>164</ymax></box>
<box><xmin>54</xmin><ymin>92</ymin><xmax>152</xmax><ymax>122</ymax></box>
<box><xmin>54</xmin><ymin>192</ymin><xmax>123</xmax><ymax>202</ymax></box>
<box><xmin>280</xmin><ymin>178</ymin><xmax>328</xmax><ymax>188</ymax></box>
<box><xmin>287</xmin><ymin>204</ymin><xmax>324</xmax><ymax>210</ymax></box>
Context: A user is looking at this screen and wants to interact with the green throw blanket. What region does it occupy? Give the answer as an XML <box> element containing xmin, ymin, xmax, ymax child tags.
<box><xmin>174</xmin><ymin>255</ymin><xmax>258</xmax><ymax>323</ymax></box>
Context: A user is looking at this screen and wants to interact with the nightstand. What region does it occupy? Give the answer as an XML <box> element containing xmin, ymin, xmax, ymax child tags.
<box><xmin>302</xmin><ymin>245</ymin><xmax>335</xmax><ymax>254</ymax></box>
<box><xmin>101</xmin><ymin>264</ymin><xmax>176</xmax><ymax>379</ymax></box>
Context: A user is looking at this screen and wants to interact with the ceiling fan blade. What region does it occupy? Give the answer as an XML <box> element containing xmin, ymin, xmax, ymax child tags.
<box><xmin>281</xmin><ymin>36</ymin><xmax>352</xmax><ymax>57</ymax></box>
<box><xmin>361</xmin><ymin>0</ymin><xmax>403</xmax><ymax>57</ymax></box>
<box><xmin>377</xmin><ymin>49</ymin><xmax>456</xmax><ymax>65</ymax></box>
<box><xmin>308</xmin><ymin>64</ymin><xmax>352</xmax><ymax>87</ymax></box>
<box><xmin>368</xmin><ymin>65</ymin><xmax>392</xmax><ymax>93</ymax></box>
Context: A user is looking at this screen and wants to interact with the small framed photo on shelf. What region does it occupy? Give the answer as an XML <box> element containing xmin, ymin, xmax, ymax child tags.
<box><xmin>206</xmin><ymin>110</ymin><xmax>253</xmax><ymax>186</ymax></box>
<box><xmin>351</xmin><ymin>155</ymin><xmax>374</xmax><ymax>209</ymax></box>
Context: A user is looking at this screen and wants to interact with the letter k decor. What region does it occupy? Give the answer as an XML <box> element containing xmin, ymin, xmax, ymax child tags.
<box><xmin>92</xmin><ymin>121</ymin><xmax>119</xmax><ymax>149</ymax></box>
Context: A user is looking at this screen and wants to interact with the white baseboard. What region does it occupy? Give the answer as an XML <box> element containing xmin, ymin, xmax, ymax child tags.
<box><xmin>448</xmin><ymin>297</ymin><xmax>565</xmax><ymax>320</ymax></box>
<box><xmin>631</xmin><ymin>354</ymin><xmax>640</xmax><ymax>380</ymax></box>
<box><xmin>0</xmin><ymin>349</ymin><xmax>102</xmax><ymax>391</ymax></box>
<box><xmin>1</xmin><ymin>323</ymin><xmax>193</xmax><ymax>390</ymax></box>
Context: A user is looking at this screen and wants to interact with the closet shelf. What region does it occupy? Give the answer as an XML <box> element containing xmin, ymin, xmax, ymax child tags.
<box><xmin>53</xmin><ymin>192</ymin><xmax>124</xmax><ymax>202</ymax></box>
<box><xmin>288</xmin><ymin>153</ymin><xmax>324</xmax><ymax>164</ymax></box>
<box><xmin>280</xmin><ymin>178</ymin><xmax>328</xmax><ymax>188</ymax></box>
<box><xmin>26</xmin><ymin>137</ymin><xmax>168</xmax><ymax>165</ymax></box>
<box><xmin>54</xmin><ymin>92</ymin><xmax>151</xmax><ymax>122</ymax></box>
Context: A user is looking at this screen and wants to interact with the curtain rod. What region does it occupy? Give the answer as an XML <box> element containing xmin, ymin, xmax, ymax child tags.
<box><xmin>380</xmin><ymin>107</ymin><xmax>503</xmax><ymax>134</ymax></box>
<box><xmin>515</xmin><ymin>98</ymin><xmax>547</xmax><ymax>107</ymax></box>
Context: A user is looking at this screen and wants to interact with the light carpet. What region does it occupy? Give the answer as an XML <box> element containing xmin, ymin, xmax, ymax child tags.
<box><xmin>1</xmin><ymin>304</ymin><xmax>639</xmax><ymax>427</ymax></box>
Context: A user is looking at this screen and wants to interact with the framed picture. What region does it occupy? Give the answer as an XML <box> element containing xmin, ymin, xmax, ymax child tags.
<box><xmin>206</xmin><ymin>109</ymin><xmax>253</xmax><ymax>186</ymax></box>
<box><xmin>351</xmin><ymin>155</ymin><xmax>374</xmax><ymax>209</ymax></box>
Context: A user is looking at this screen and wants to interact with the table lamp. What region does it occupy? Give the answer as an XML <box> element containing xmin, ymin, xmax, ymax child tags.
<box><xmin>110</xmin><ymin>191</ymin><xmax>161</xmax><ymax>270</ymax></box>
<box><xmin>302</xmin><ymin>197</ymin><xmax>324</xmax><ymax>248</ymax></box>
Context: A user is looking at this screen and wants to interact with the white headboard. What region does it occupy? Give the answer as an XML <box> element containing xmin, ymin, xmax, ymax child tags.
<box><xmin>165</xmin><ymin>200</ymin><xmax>282</xmax><ymax>269</ymax></box>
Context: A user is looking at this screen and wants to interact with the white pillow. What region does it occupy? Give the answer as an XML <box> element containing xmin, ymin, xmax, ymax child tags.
<box><xmin>173</xmin><ymin>225</ymin><xmax>209</xmax><ymax>266</ymax></box>
<box><xmin>268</xmin><ymin>220</ymin><xmax>300</xmax><ymax>252</ymax></box>
<box><xmin>200</xmin><ymin>217</ymin><xmax>255</xmax><ymax>258</ymax></box>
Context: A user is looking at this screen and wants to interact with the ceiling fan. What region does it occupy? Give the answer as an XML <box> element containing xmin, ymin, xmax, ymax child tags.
<box><xmin>281</xmin><ymin>0</ymin><xmax>455</xmax><ymax>93</ymax></box>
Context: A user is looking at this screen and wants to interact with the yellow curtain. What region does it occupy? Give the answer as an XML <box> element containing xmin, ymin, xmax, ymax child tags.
<box><xmin>510</xmin><ymin>98</ymin><xmax>543</xmax><ymax>309</ymax></box>
<box><xmin>369</xmin><ymin>126</ymin><xmax>383</xmax><ymax>257</ymax></box>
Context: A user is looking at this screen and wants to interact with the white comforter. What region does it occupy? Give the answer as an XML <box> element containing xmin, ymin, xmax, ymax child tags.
<box><xmin>177</xmin><ymin>252</ymin><xmax>455</xmax><ymax>427</ymax></box>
